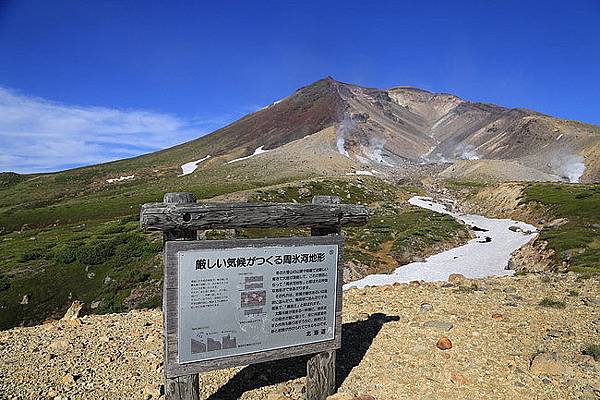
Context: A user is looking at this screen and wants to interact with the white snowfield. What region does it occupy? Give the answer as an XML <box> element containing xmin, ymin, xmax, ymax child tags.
<box><xmin>344</xmin><ymin>196</ymin><xmax>538</xmax><ymax>290</ymax></box>
<box><xmin>106</xmin><ymin>175</ymin><xmax>135</xmax><ymax>183</ymax></box>
<box><xmin>345</xmin><ymin>170</ymin><xmax>382</xmax><ymax>177</ymax></box>
<box><xmin>227</xmin><ymin>146</ymin><xmax>268</xmax><ymax>164</ymax></box>
<box><xmin>179</xmin><ymin>155</ymin><xmax>211</xmax><ymax>176</ymax></box>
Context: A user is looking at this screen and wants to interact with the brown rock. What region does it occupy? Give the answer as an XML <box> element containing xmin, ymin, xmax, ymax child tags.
<box><xmin>409</xmin><ymin>280</ymin><xmax>421</xmax><ymax>288</ymax></box>
<box><xmin>143</xmin><ymin>384</ymin><xmax>161</xmax><ymax>399</ymax></box>
<box><xmin>451</xmin><ymin>372</ymin><xmax>468</xmax><ymax>385</ymax></box>
<box><xmin>448</xmin><ymin>274</ymin><xmax>466</xmax><ymax>284</ymax></box>
<box><xmin>61</xmin><ymin>374</ymin><xmax>74</xmax><ymax>385</ymax></box>
<box><xmin>437</xmin><ymin>337</ymin><xmax>453</xmax><ymax>350</ymax></box>
<box><xmin>326</xmin><ymin>393</ymin><xmax>355</xmax><ymax>400</ymax></box>
<box><xmin>492</xmin><ymin>313</ymin><xmax>503</xmax><ymax>321</ymax></box>
<box><xmin>356</xmin><ymin>395</ymin><xmax>376</xmax><ymax>400</ymax></box>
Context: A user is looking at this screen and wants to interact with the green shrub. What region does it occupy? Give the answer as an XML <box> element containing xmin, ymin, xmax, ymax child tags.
<box><xmin>76</xmin><ymin>240</ymin><xmax>115</xmax><ymax>265</ymax></box>
<box><xmin>582</xmin><ymin>344</ymin><xmax>600</xmax><ymax>361</ymax></box>
<box><xmin>52</xmin><ymin>244</ymin><xmax>79</xmax><ymax>264</ymax></box>
<box><xmin>0</xmin><ymin>275</ymin><xmax>10</xmax><ymax>292</ymax></box>
<box><xmin>18</xmin><ymin>248</ymin><xmax>46</xmax><ymax>262</ymax></box>
<box><xmin>538</xmin><ymin>298</ymin><xmax>566</xmax><ymax>308</ymax></box>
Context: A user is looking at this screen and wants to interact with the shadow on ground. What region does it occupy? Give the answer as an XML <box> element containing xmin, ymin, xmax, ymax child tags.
<box><xmin>207</xmin><ymin>313</ymin><xmax>400</xmax><ymax>400</ymax></box>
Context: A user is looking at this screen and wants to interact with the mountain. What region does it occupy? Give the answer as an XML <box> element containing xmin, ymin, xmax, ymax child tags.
<box><xmin>2</xmin><ymin>76</ymin><xmax>600</xmax><ymax>232</ymax></box>
<box><xmin>1</xmin><ymin>77</ymin><xmax>599</xmax><ymax>329</ymax></box>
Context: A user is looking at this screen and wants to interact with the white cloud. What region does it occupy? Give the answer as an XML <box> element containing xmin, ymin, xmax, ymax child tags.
<box><xmin>0</xmin><ymin>87</ymin><xmax>230</xmax><ymax>173</ymax></box>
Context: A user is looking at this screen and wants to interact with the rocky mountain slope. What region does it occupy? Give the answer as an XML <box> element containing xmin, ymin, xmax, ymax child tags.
<box><xmin>1</xmin><ymin>273</ymin><xmax>598</xmax><ymax>400</ymax></box>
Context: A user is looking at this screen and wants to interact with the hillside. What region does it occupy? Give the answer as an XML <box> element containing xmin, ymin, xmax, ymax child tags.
<box><xmin>1</xmin><ymin>77</ymin><xmax>600</xmax><ymax>330</ymax></box>
<box><xmin>1</xmin><ymin>273</ymin><xmax>598</xmax><ymax>399</ymax></box>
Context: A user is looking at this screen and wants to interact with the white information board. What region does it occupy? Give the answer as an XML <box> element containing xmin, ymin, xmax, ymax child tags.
<box><xmin>175</xmin><ymin>239</ymin><xmax>340</xmax><ymax>365</ymax></box>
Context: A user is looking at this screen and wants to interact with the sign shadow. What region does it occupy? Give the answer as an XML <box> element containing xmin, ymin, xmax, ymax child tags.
<box><xmin>207</xmin><ymin>312</ymin><xmax>400</xmax><ymax>399</ymax></box>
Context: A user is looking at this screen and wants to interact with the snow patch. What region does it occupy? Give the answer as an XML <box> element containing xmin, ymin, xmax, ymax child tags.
<box><xmin>344</xmin><ymin>196</ymin><xmax>538</xmax><ymax>290</ymax></box>
<box><xmin>346</xmin><ymin>170</ymin><xmax>375</xmax><ymax>176</ymax></box>
<box><xmin>227</xmin><ymin>146</ymin><xmax>268</xmax><ymax>164</ymax></box>
<box><xmin>179</xmin><ymin>155</ymin><xmax>211</xmax><ymax>176</ymax></box>
<box><xmin>106</xmin><ymin>175</ymin><xmax>135</xmax><ymax>183</ymax></box>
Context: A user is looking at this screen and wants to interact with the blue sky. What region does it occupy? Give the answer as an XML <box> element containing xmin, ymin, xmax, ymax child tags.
<box><xmin>1</xmin><ymin>0</ymin><xmax>599</xmax><ymax>173</ymax></box>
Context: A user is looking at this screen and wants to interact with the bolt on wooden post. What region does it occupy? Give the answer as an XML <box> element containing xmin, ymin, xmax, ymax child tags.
<box><xmin>141</xmin><ymin>192</ymin><xmax>368</xmax><ymax>400</ymax></box>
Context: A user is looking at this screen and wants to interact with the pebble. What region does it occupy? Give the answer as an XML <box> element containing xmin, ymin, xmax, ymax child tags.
<box><xmin>418</xmin><ymin>303</ymin><xmax>433</xmax><ymax>314</ymax></box>
<box><xmin>436</xmin><ymin>337</ymin><xmax>453</xmax><ymax>350</ymax></box>
<box><xmin>422</xmin><ymin>321</ymin><xmax>453</xmax><ymax>331</ymax></box>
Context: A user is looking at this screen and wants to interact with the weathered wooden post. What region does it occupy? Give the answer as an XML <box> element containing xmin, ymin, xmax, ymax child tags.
<box><xmin>162</xmin><ymin>193</ymin><xmax>200</xmax><ymax>400</ymax></box>
<box><xmin>306</xmin><ymin>195</ymin><xmax>340</xmax><ymax>400</ymax></box>
<box><xmin>141</xmin><ymin>192</ymin><xmax>368</xmax><ymax>400</ymax></box>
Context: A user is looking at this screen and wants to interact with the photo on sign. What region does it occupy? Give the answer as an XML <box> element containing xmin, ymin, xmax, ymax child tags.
<box><xmin>240</xmin><ymin>290</ymin><xmax>267</xmax><ymax>308</ymax></box>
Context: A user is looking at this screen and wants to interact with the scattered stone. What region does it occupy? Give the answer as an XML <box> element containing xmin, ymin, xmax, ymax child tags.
<box><xmin>422</xmin><ymin>321</ymin><xmax>453</xmax><ymax>331</ymax></box>
<box><xmin>409</xmin><ymin>280</ymin><xmax>421</xmax><ymax>288</ymax></box>
<box><xmin>298</xmin><ymin>187</ymin><xmax>311</xmax><ymax>198</ymax></box>
<box><xmin>418</xmin><ymin>303</ymin><xmax>433</xmax><ymax>314</ymax></box>
<box><xmin>545</xmin><ymin>218</ymin><xmax>569</xmax><ymax>229</ymax></box>
<box><xmin>326</xmin><ymin>393</ymin><xmax>355</xmax><ymax>400</ymax></box>
<box><xmin>411</xmin><ymin>344</ymin><xmax>429</xmax><ymax>354</ymax></box>
<box><xmin>90</xmin><ymin>300</ymin><xmax>101</xmax><ymax>309</ymax></box>
<box><xmin>61</xmin><ymin>374</ymin><xmax>75</xmax><ymax>385</ymax></box>
<box><xmin>61</xmin><ymin>301</ymin><xmax>83</xmax><ymax>321</ymax></box>
<box><xmin>583</xmin><ymin>298</ymin><xmax>600</xmax><ymax>307</ymax></box>
<box><xmin>437</xmin><ymin>337</ymin><xmax>453</xmax><ymax>350</ymax></box>
<box><xmin>491</xmin><ymin>313</ymin><xmax>503</xmax><ymax>321</ymax></box>
<box><xmin>143</xmin><ymin>383</ymin><xmax>161</xmax><ymax>398</ymax></box>
<box><xmin>20</xmin><ymin>294</ymin><xmax>31</xmax><ymax>305</ymax></box>
<box><xmin>530</xmin><ymin>352</ymin><xmax>567</xmax><ymax>376</ymax></box>
<box><xmin>448</xmin><ymin>274</ymin><xmax>466</xmax><ymax>284</ymax></box>
<box><xmin>450</xmin><ymin>372</ymin><xmax>468</xmax><ymax>385</ymax></box>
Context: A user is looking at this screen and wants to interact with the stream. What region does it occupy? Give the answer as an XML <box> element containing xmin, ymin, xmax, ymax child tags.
<box><xmin>344</xmin><ymin>196</ymin><xmax>539</xmax><ymax>289</ymax></box>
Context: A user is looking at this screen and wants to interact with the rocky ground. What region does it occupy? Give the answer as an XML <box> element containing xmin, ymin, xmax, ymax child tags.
<box><xmin>0</xmin><ymin>273</ymin><xmax>599</xmax><ymax>400</ymax></box>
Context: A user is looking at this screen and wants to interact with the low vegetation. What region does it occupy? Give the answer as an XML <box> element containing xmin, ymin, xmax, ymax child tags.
<box><xmin>522</xmin><ymin>183</ymin><xmax>600</xmax><ymax>273</ymax></box>
<box><xmin>538</xmin><ymin>298</ymin><xmax>567</xmax><ymax>308</ymax></box>
<box><xmin>0</xmin><ymin>175</ymin><xmax>471</xmax><ymax>329</ymax></box>
<box><xmin>0</xmin><ymin>217</ymin><xmax>163</xmax><ymax>329</ymax></box>
<box><xmin>582</xmin><ymin>343</ymin><xmax>600</xmax><ymax>361</ymax></box>
<box><xmin>248</xmin><ymin>178</ymin><xmax>471</xmax><ymax>273</ymax></box>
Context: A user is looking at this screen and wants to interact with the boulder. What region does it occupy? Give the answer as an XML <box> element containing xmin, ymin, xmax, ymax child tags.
<box><xmin>448</xmin><ymin>274</ymin><xmax>467</xmax><ymax>284</ymax></box>
<box><xmin>61</xmin><ymin>301</ymin><xmax>83</xmax><ymax>321</ymax></box>
<box><xmin>529</xmin><ymin>352</ymin><xmax>568</xmax><ymax>376</ymax></box>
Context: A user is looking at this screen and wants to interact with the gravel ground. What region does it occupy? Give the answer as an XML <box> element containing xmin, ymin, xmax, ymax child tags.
<box><xmin>0</xmin><ymin>273</ymin><xmax>598</xmax><ymax>400</ymax></box>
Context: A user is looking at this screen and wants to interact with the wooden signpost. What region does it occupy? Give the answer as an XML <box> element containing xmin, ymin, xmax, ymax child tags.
<box><xmin>141</xmin><ymin>193</ymin><xmax>368</xmax><ymax>400</ymax></box>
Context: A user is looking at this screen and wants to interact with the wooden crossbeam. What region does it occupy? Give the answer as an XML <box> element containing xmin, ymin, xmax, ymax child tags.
<box><xmin>140</xmin><ymin>200</ymin><xmax>368</xmax><ymax>231</ymax></box>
